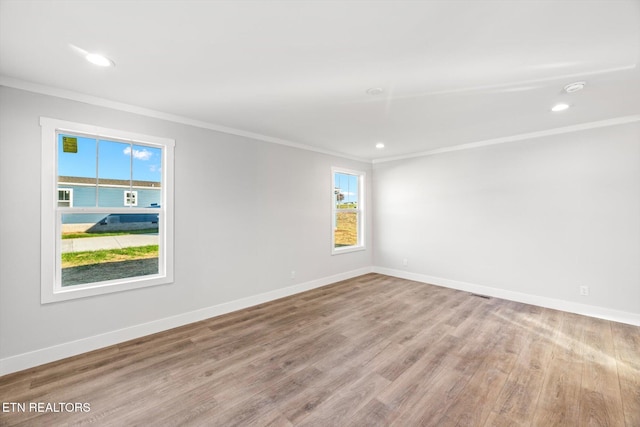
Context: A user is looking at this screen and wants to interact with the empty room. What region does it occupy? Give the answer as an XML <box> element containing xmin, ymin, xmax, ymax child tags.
<box><xmin>0</xmin><ymin>1</ymin><xmax>639</xmax><ymax>426</ymax></box>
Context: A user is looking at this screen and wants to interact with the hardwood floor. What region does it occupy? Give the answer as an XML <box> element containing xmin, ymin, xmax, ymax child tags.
<box><xmin>1</xmin><ymin>273</ymin><xmax>638</xmax><ymax>426</ymax></box>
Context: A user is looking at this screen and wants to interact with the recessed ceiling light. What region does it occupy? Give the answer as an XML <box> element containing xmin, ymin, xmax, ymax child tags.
<box><xmin>551</xmin><ymin>103</ymin><xmax>570</xmax><ymax>112</ymax></box>
<box><xmin>85</xmin><ymin>53</ymin><xmax>115</xmax><ymax>67</ymax></box>
<box><xmin>375</xmin><ymin>142</ymin><xmax>385</xmax><ymax>149</ymax></box>
<box><xmin>564</xmin><ymin>81</ymin><xmax>586</xmax><ymax>93</ymax></box>
<box><xmin>366</xmin><ymin>87</ymin><xmax>384</xmax><ymax>96</ymax></box>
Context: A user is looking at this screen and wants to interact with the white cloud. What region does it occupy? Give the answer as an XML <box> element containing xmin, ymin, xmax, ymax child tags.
<box><xmin>123</xmin><ymin>146</ymin><xmax>153</xmax><ymax>161</ymax></box>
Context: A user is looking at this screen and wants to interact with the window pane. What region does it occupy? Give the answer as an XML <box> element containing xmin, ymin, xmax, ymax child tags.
<box><xmin>334</xmin><ymin>211</ymin><xmax>359</xmax><ymax>248</ymax></box>
<box><xmin>58</xmin><ymin>135</ymin><xmax>97</xmax><ymax>207</ymax></box>
<box><xmin>334</xmin><ymin>172</ymin><xmax>358</xmax><ymax>209</ymax></box>
<box><xmin>61</xmin><ymin>213</ymin><xmax>160</xmax><ymax>287</ymax></box>
<box><xmin>132</xmin><ymin>144</ymin><xmax>162</xmax><ymax>207</ymax></box>
<box><xmin>98</xmin><ymin>139</ymin><xmax>132</xmax><ymax>207</ymax></box>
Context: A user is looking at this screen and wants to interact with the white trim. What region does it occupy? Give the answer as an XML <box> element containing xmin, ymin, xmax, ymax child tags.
<box><xmin>0</xmin><ymin>267</ymin><xmax>372</xmax><ymax>376</ymax></box>
<box><xmin>55</xmin><ymin>207</ymin><xmax>161</xmax><ymax>214</ymax></box>
<box><xmin>373</xmin><ymin>267</ymin><xmax>640</xmax><ymax>327</ymax></box>
<box><xmin>5</xmin><ymin>77</ymin><xmax>640</xmax><ymax>165</ymax></box>
<box><xmin>2</xmin><ymin>76</ymin><xmax>368</xmax><ymax>163</ymax></box>
<box><xmin>373</xmin><ymin>115</ymin><xmax>640</xmax><ymax>164</ymax></box>
<box><xmin>56</xmin><ymin>182</ymin><xmax>162</xmax><ymax>190</ymax></box>
<box><xmin>4</xmin><ymin>77</ymin><xmax>639</xmax><ymax>164</ymax></box>
<box><xmin>3</xmin><ymin>265</ymin><xmax>638</xmax><ymax>376</ymax></box>
<box><xmin>42</xmin><ymin>117</ymin><xmax>175</xmax><ymax>147</ymax></box>
<box><xmin>40</xmin><ymin>117</ymin><xmax>175</xmax><ymax>303</ymax></box>
<box><xmin>332</xmin><ymin>244</ymin><xmax>367</xmax><ymax>255</ymax></box>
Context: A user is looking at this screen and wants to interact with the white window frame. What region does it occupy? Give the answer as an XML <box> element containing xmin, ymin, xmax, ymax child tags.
<box><xmin>331</xmin><ymin>167</ymin><xmax>365</xmax><ymax>255</ymax></box>
<box><xmin>40</xmin><ymin>117</ymin><xmax>175</xmax><ymax>303</ymax></box>
<box><xmin>57</xmin><ymin>188</ymin><xmax>73</xmax><ymax>207</ymax></box>
<box><xmin>124</xmin><ymin>190</ymin><xmax>138</xmax><ymax>206</ymax></box>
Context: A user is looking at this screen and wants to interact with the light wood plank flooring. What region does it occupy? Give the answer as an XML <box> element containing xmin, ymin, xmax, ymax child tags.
<box><xmin>1</xmin><ymin>273</ymin><xmax>638</xmax><ymax>426</ymax></box>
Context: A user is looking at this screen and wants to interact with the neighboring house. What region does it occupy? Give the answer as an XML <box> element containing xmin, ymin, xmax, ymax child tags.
<box><xmin>57</xmin><ymin>176</ymin><xmax>161</xmax><ymax>232</ymax></box>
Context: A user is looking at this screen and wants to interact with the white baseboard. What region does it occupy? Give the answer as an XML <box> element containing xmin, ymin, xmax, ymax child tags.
<box><xmin>373</xmin><ymin>267</ymin><xmax>640</xmax><ymax>327</ymax></box>
<box><xmin>0</xmin><ymin>267</ymin><xmax>372</xmax><ymax>376</ymax></box>
<box><xmin>3</xmin><ymin>265</ymin><xmax>637</xmax><ymax>376</ymax></box>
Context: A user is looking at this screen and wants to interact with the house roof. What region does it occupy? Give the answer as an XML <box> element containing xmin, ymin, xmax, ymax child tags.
<box><xmin>58</xmin><ymin>176</ymin><xmax>161</xmax><ymax>188</ymax></box>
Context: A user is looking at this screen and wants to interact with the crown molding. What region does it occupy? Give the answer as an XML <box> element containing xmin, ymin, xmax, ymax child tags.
<box><xmin>0</xmin><ymin>75</ymin><xmax>370</xmax><ymax>163</ymax></box>
<box><xmin>373</xmin><ymin>115</ymin><xmax>640</xmax><ymax>164</ymax></box>
<box><xmin>3</xmin><ymin>75</ymin><xmax>638</xmax><ymax>166</ymax></box>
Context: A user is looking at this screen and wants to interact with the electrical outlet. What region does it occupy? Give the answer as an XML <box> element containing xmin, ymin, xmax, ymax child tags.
<box><xmin>403</xmin><ymin>258</ymin><xmax>408</xmax><ymax>266</ymax></box>
<box><xmin>290</xmin><ymin>270</ymin><xmax>296</xmax><ymax>280</ymax></box>
<box><xmin>579</xmin><ymin>285</ymin><xmax>589</xmax><ymax>296</ymax></box>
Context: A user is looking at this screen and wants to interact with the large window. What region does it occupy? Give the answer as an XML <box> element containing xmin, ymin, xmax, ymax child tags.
<box><xmin>332</xmin><ymin>167</ymin><xmax>365</xmax><ymax>254</ymax></box>
<box><xmin>40</xmin><ymin>118</ymin><xmax>174</xmax><ymax>303</ymax></box>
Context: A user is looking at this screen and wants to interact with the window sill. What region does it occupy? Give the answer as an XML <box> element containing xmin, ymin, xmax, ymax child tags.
<box><xmin>42</xmin><ymin>274</ymin><xmax>173</xmax><ymax>304</ymax></box>
<box><xmin>332</xmin><ymin>245</ymin><xmax>366</xmax><ymax>255</ymax></box>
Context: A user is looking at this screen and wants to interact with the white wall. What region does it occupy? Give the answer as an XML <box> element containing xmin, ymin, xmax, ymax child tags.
<box><xmin>1</xmin><ymin>84</ymin><xmax>638</xmax><ymax>375</ymax></box>
<box><xmin>373</xmin><ymin>122</ymin><xmax>640</xmax><ymax>319</ymax></box>
<box><xmin>0</xmin><ymin>87</ymin><xmax>372</xmax><ymax>373</ymax></box>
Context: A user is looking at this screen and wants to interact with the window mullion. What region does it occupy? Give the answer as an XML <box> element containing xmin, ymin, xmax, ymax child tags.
<box><xmin>95</xmin><ymin>137</ymin><xmax>100</xmax><ymax>207</ymax></box>
<box><xmin>129</xmin><ymin>142</ymin><xmax>133</xmax><ymax>208</ymax></box>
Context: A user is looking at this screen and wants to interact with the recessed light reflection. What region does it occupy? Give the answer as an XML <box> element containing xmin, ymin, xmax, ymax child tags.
<box><xmin>86</xmin><ymin>53</ymin><xmax>114</xmax><ymax>67</ymax></box>
<box><xmin>551</xmin><ymin>103</ymin><xmax>570</xmax><ymax>112</ymax></box>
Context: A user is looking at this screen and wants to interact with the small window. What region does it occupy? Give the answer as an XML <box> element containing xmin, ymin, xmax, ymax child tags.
<box><xmin>57</xmin><ymin>188</ymin><xmax>73</xmax><ymax>207</ymax></box>
<box><xmin>124</xmin><ymin>190</ymin><xmax>138</xmax><ymax>206</ymax></box>
<box><xmin>41</xmin><ymin>118</ymin><xmax>174</xmax><ymax>303</ymax></box>
<box><xmin>332</xmin><ymin>168</ymin><xmax>365</xmax><ymax>254</ymax></box>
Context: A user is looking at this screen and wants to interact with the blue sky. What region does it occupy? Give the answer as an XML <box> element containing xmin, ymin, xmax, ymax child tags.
<box><xmin>334</xmin><ymin>172</ymin><xmax>359</xmax><ymax>205</ymax></box>
<box><xmin>58</xmin><ymin>134</ymin><xmax>161</xmax><ymax>182</ymax></box>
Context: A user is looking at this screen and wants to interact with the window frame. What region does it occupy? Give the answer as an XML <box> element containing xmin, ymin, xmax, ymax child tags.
<box><xmin>40</xmin><ymin>117</ymin><xmax>175</xmax><ymax>303</ymax></box>
<box><xmin>331</xmin><ymin>167</ymin><xmax>365</xmax><ymax>255</ymax></box>
<box><xmin>123</xmin><ymin>190</ymin><xmax>138</xmax><ymax>207</ymax></box>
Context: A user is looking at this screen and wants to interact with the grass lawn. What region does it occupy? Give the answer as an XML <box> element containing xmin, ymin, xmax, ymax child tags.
<box><xmin>61</xmin><ymin>245</ymin><xmax>159</xmax><ymax>268</ymax></box>
<box><xmin>61</xmin><ymin>228</ymin><xmax>158</xmax><ymax>239</ymax></box>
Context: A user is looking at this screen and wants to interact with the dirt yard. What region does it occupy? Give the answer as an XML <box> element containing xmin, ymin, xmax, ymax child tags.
<box><xmin>334</xmin><ymin>211</ymin><xmax>358</xmax><ymax>247</ymax></box>
<box><xmin>61</xmin><ymin>258</ymin><xmax>159</xmax><ymax>287</ymax></box>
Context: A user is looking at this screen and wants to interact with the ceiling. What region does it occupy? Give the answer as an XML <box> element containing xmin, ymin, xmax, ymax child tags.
<box><xmin>1</xmin><ymin>0</ymin><xmax>639</xmax><ymax>161</ymax></box>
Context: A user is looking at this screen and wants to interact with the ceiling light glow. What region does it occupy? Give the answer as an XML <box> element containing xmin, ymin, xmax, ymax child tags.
<box><xmin>375</xmin><ymin>142</ymin><xmax>385</xmax><ymax>149</ymax></box>
<box><xmin>551</xmin><ymin>103</ymin><xmax>570</xmax><ymax>112</ymax></box>
<box><xmin>86</xmin><ymin>53</ymin><xmax>114</xmax><ymax>67</ymax></box>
